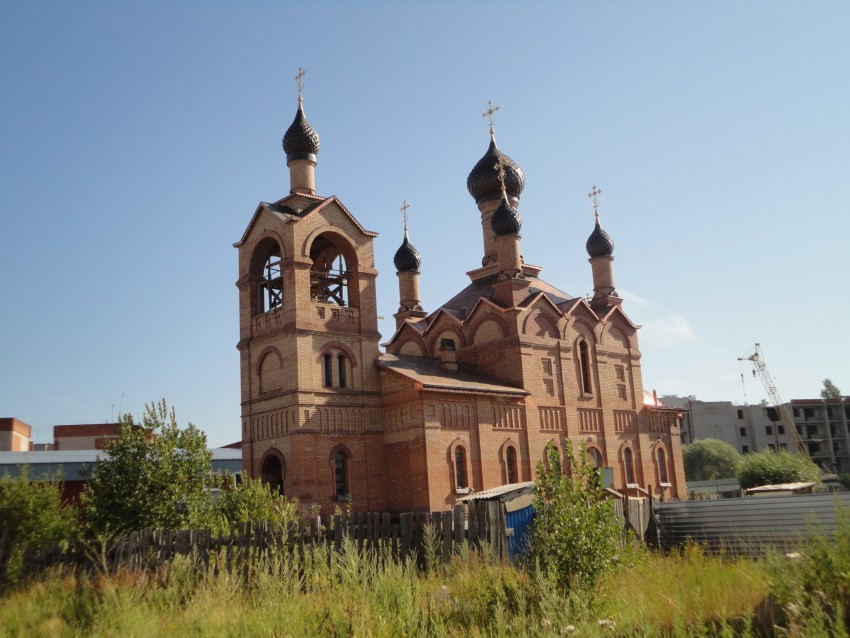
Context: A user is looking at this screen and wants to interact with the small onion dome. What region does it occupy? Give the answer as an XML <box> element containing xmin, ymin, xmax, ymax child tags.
<box><xmin>491</xmin><ymin>193</ymin><xmax>522</xmax><ymax>236</ymax></box>
<box><xmin>393</xmin><ymin>232</ymin><xmax>421</xmax><ymax>272</ymax></box>
<box><xmin>282</xmin><ymin>103</ymin><xmax>320</xmax><ymax>159</ymax></box>
<box><xmin>466</xmin><ymin>136</ymin><xmax>525</xmax><ymax>204</ymax></box>
<box><xmin>586</xmin><ymin>217</ymin><xmax>614</xmax><ymax>257</ymax></box>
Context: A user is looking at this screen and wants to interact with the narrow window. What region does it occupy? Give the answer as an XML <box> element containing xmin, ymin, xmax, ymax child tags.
<box><xmin>579</xmin><ymin>341</ymin><xmax>592</xmax><ymax>394</ymax></box>
<box><xmin>323</xmin><ymin>354</ymin><xmax>333</xmax><ymax>387</ymax></box>
<box><xmin>588</xmin><ymin>447</ymin><xmax>603</xmax><ymax>469</ymax></box>
<box><xmin>506</xmin><ymin>446</ymin><xmax>518</xmax><ymax>484</ymax></box>
<box><xmin>737</xmin><ymin>409</ymin><xmax>744</xmax><ymax>419</ymax></box>
<box><xmin>334</xmin><ymin>452</ymin><xmax>348</xmax><ymax>497</ymax></box>
<box><xmin>742</xmin><ymin>445</ymin><xmax>749</xmax><ymax>454</ymax></box>
<box><xmin>337</xmin><ymin>356</ymin><xmax>346</xmax><ymax>388</ymax></box>
<box><xmin>765</xmin><ymin>425</ymin><xmax>773</xmax><ymax>436</ymax></box>
<box><xmin>624</xmin><ymin>447</ymin><xmax>635</xmax><ymax>484</ymax></box>
<box><xmin>454</xmin><ymin>447</ymin><xmax>467</xmax><ymax>489</ymax></box>
<box><xmin>615</xmin><ymin>365</ymin><xmax>625</xmax><ymax>382</ymax></box>
<box><xmin>739</xmin><ymin>427</ymin><xmax>746</xmax><ymax>437</ymax></box>
<box><xmin>778</xmin><ymin>425</ymin><xmax>785</xmax><ymax>435</ymax></box>
<box><xmin>657</xmin><ymin>448</ymin><xmax>668</xmax><ymax>484</ymax></box>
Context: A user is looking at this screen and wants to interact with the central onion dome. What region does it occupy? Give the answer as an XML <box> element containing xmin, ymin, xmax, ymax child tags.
<box><xmin>491</xmin><ymin>192</ymin><xmax>522</xmax><ymax>236</ymax></box>
<box><xmin>393</xmin><ymin>231</ymin><xmax>421</xmax><ymax>272</ymax></box>
<box><xmin>586</xmin><ymin>217</ymin><xmax>614</xmax><ymax>257</ymax></box>
<box><xmin>282</xmin><ymin>103</ymin><xmax>320</xmax><ymax>159</ymax></box>
<box><xmin>466</xmin><ymin>136</ymin><xmax>525</xmax><ymax>204</ymax></box>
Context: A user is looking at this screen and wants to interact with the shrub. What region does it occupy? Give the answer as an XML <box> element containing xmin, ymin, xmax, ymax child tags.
<box><xmin>528</xmin><ymin>441</ymin><xmax>623</xmax><ymax>592</ymax></box>
<box><xmin>209</xmin><ymin>473</ymin><xmax>298</xmax><ymax>532</ymax></box>
<box><xmin>682</xmin><ymin>438</ymin><xmax>742</xmax><ymax>481</ymax></box>
<box><xmin>737</xmin><ymin>449</ymin><xmax>821</xmax><ymax>489</ymax></box>
<box><xmin>0</xmin><ymin>467</ymin><xmax>79</xmax><ymax>585</ymax></box>
<box><xmin>80</xmin><ymin>400</ymin><xmax>215</xmax><ymax>535</ymax></box>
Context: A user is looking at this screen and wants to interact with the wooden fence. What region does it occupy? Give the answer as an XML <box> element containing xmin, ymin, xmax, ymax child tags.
<box><xmin>104</xmin><ymin>500</ymin><xmax>508</xmax><ymax>573</ymax></box>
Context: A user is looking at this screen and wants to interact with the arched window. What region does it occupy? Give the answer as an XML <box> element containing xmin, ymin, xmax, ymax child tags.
<box><xmin>624</xmin><ymin>447</ymin><xmax>635</xmax><ymax>485</ymax></box>
<box><xmin>454</xmin><ymin>447</ymin><xmax>467</xmax><ymax>489</ymax></box>
<box><xmin>334</xmin><ymin>451</ymin><xmax>349</xmax><ymax>498</ymax></box>
<box><xmin>321</xmin><ymin>348</ymin><xmax>351</xmax><ymax>389</ymax></box>
<box><xmin>323</xmin><ymin>354</ymin><xmax>333</xmax><ymax>387</ymax></box>
<box><xmin>579</xmin><ymin>340</ymin><xmax>592</xmax><ymax>394</ymax></box>
<box><xmin>657</xmin><ymin>447</ymin><xmax>669</xmax><ymax>484</ymax></box>
<box><xmin>310</xmin><ymin>235</ymin><xmax>352</xmax><ymax>306</ymax></box>
<box><xmin>588</xmin><ymin>446</ymin><xmax>603</xmax><ymax>469</ymax></box>
<box><xmin>506</xmin><ymin>446</ymin><xmax>518</xmax><ymax>484</ymax></box>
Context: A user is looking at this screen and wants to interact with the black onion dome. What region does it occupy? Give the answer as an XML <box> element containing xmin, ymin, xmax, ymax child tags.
<box><xmin>466</xmin><ymin>137</ymin><xmax>525</xmax><ymax>204</ymax></box>
<box><xmin>491</xmin><ymin>193</ymin><xmax>522</xmax><ymax>236</ymax></box>
<box><xmin>586</xmin><ymin>218</ymin><xmax>614</xmax><ymax>257</ymax></box>
<box><xmin>282</xmin><ymin>103</ymin><xmax>320</xmax><ymax>157</ymax></box>
<box><xmin>393</xmin><ymin>233</ymin><xmax>421</xmax><ymax>272</ymax></box>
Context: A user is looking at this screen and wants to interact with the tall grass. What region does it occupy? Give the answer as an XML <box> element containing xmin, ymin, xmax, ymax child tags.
<box><xmin>0</xmin><ymin>539</ymin><xmax>784</xmax><ymax>637</ymax></box>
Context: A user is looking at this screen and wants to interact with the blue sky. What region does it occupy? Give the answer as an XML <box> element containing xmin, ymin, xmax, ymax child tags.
<box><xmin>1</xmin><ymin>2</ymin><xmax>848</xmax><ymax>446</ymax></box>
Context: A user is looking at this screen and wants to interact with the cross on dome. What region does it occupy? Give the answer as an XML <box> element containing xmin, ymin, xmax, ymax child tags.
<box><xmin>400</xmin><ymin>200</ymin><xmax>410</xmax><ymax>231</ymax></box>
<box><xmin>295</xmin><ymin>66</ymin><xmax>306</xmax><ymax>104</ymax></box>
<box><xmin>482</xmin><ymin>100</ymin><xmax>500</xmax><ymax>136</ymax></box>
<box><xmin>588</xmin><ymin>185</ymin><xmax>602</xmax><ymax>220</ymax></box>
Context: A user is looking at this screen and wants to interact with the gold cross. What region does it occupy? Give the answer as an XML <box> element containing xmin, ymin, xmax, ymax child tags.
<box><xmin>588</xmin><ymin>185</ymin><xmax>602</xmax><ymax>217</ymax></box>
<box><xmin>400</xmin><ymin>200</ymin><xmax>410</xmax><ymax>230</ymax></box>
<box><xmin>494</xmin><ymin>155</ymin><xmax>509</xmax><ymax>194</ymax></box>
<box><xmin>295</xmin><ymin>67</ymin><xmax>306</xmax><ymax>103</ymax></box>
<box><xmin>482</xmin><ymin>100</ymin><xmax>500</xmax><ymax>136</ymax></box>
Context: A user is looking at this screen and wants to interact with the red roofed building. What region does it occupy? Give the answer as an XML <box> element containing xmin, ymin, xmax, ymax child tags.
<box><xmin>236</xmin><ymin>96</ymin><xmax>686</xmax><ymax>513</ymax></box>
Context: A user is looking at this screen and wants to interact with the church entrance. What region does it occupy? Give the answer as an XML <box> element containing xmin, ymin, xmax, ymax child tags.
<box><xmin>261</xmin><ymin>453</ymin><xmax>284</xmax><ymax>494</ymax></box>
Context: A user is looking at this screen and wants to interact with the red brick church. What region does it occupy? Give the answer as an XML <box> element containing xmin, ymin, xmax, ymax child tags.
<box><xmin>235</xmin><ymin>84</ymin><xmax>686</xmax><ymax>514</ymax></box>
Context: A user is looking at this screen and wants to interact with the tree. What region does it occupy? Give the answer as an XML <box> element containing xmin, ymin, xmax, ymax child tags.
<box><xmin>821</xmin><ymin>378</ymin><xmax>842</xmax><ymax>399</ymax></box>
<box><xmin>528</xmin><ymin>442</ymin><xmax>622</xmax><ymax>591</ymax></box>
<box><xmin>737</xmin><ymin>449</ymin><xmax>822</xmax><ymax>489</ymax></box>
<box><xmin>682</xmin><ymin>438</ymin><xmax>742</xmax><ymax>482</ymax></box>
<box><xmin>81</xmin><ymin>400</ymin><xmax>215</xmax><ymax>535</ymax></box>
<box><xmin>0</xmin><ymin>467</ymin><xmax>79</xmax><ymax>584</ymax></box>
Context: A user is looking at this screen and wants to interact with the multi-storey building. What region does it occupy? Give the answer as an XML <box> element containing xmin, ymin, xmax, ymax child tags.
<box><xmin>236</xmin><ymin>90</ymin><xmax>687</xmax><ymax>513</ymax></box>
<box><xmin>665</xmin><ymin>395</ymin><xmax>850</xmax><ymax>473</ymax></box>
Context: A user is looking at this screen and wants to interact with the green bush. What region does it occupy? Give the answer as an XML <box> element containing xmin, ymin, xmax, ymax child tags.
<box><xmin>0</xmin><ymin>467</ymin><xmax>79</xmax><ymax>585</ymax></box>
<box><xmin>528</xmin><ymin>441</ymin><xmax>623</xmax><ymax>592</ymax></box>
<box><xmin>81</xmin><ymin>400</ymin><xmax>215</xmax><ymax>535</ymax></box>
<box><xmin>682</xmin><ymin>438</ymin><xmax>742</xmax><ymax>481</ymax></box>
<box><xmin>208</xmin><ymin>473</ymin><xmax>298</xmax><ymax>532</ymax></box>
<box><xmin>736</xmin><ymin>449</ymin><xmax>821</xmax><ymax>489</ymax></box>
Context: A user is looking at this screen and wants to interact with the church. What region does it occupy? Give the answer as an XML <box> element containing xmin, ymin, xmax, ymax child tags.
<box><xmin>235</xmin><ymin>82</ymin><xmax>686</xmax><ymax>514</ymax></box>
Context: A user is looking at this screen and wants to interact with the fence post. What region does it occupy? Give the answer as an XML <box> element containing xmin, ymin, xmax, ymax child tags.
<box><xmin>453</xmin><ymin>504</ymin><xmax>465</xmax><ymax>548</ymax></box>
<box><xmin>400</xmin><ymin>512</ymin><xmax>412</xmax><ymax>560</ymax></box>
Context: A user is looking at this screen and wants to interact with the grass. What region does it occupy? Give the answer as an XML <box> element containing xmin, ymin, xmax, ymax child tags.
<box><xmin>4</xmin><ymin>509</ymin><xmax>850</xmax><ymax>637</ymax></box>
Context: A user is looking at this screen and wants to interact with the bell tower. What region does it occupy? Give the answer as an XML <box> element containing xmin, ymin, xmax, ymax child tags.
<box><xmin>235</xmin><ymin>69</ymin><xmax>386</xmax><ymax>512</ymax></box>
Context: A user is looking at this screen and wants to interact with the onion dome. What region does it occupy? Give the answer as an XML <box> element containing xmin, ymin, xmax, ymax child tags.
<box><xmin>491</xmin><ymin>193</ymin><xmax>522</xmax><ymax>236</ymax></box>
<box><xmin>466</xmin><ymin>136</ymin><xmax>525</xmax><ymax>204</ymax></box>
<box><xmin>586</xmin><ymin>216</ymin><xmax>614</xmax><ymax>257</ymax></box>
<box><xmin>393</xmin><ymin>230</ymin><xmax>421</xmax><ymax>272</ymax></box>
<box><xmin>282</xmin><ymin>103</ymin><xmax>320</xmax><ymax>160</ymax></box>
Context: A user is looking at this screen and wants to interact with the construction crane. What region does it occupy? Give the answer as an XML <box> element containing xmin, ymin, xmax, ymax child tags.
<box><xmin>738</xmin><ymin>343</ymin><xmax>807</xmax><ymax>454</ymax></box>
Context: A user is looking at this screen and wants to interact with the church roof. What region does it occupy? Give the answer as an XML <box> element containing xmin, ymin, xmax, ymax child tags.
<box><xmin>233</xmin><ymin>193</ymin><xmax>377</xmax><ymax>247</ymax></box>
<box><xmin>428</xmin><ymin>274</ymin><xmax>574</xmax><ymax>324</ymax></box>
<box><xmin>377</xmin><ymin>353</ymin><xmax>529</xmax><ymax>397</ymax></box>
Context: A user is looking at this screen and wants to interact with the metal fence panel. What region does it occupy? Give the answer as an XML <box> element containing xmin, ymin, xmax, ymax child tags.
<box><xmin>656</xmin><ymin>493</ymin><xmax>850</xmax><ymax>555</ymax></box>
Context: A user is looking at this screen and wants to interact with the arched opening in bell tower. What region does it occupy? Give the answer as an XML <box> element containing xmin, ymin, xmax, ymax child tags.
<box><xmin>309</xmin><ymin>233</ymin><xmax>358</xmax><ymax>307</ymax></box>
<box><xmin>249</xmin><ymin>238</ymin><xmax>284</xmax><ymax>315</ymax></box>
